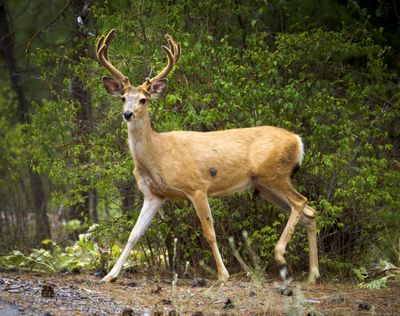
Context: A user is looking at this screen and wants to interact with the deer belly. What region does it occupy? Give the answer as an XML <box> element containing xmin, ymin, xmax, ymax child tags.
<box><xmin>207</xmin><ymin>177</ymin><xmax>252</xmax><ymax>197</ymax></box>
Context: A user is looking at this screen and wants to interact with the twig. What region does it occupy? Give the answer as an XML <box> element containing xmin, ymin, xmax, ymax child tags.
<box><xmin>25</xmin><ymin>1</ymin><xmax>72</xmax><ymax>67</ymax></box>
<box><xmin>47</xmin><ymin>270</ymin><xmax>70</xmax><ymax>281</ymax></box>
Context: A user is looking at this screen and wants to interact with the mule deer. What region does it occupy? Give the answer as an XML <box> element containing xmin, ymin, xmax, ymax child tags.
<box><xmin>96</xmin><ymin>30</ymin><xmax>320</xmax><ymax>284</ymax></box>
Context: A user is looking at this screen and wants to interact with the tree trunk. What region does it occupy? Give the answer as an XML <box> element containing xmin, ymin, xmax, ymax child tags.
<box><xmin>117</xmin><ymin>179</ymin><xmax>136</xmax><ymax>214</ymax></box>
<box><xmin>0</xmin><ymin>0</ymin><xmax>50</xmax><ymax>245</ymax></box>
<box><xmin>30</xmin><ymin>171</ymin><xmax>51</xmax><ymax>242</ymax></box>
<box><xmin>68</xmin><ymin>0</ymin><xmax>94</xmax><ymax>225</ymax></box>
<box><xmin>0</xmin><ymin>1</ymin><xmax>28</xmax><ymax>123</ymax></box>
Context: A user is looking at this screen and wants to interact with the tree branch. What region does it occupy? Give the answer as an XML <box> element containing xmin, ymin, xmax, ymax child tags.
<box><xmin>25</xmin><ymin>1</ymin><xmax>72</xmax><ymax>67</ymax></box>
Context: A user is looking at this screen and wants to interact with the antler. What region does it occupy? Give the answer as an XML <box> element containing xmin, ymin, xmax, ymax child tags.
<box><xmin>96</xmin><ymin>29</ymin><xmax>131</xmax><ymax>88</ymax></box>
<box><xmin>141</xmin><ymin>34</ymin><xmax>181</xmax><ymax>90</ymax></box>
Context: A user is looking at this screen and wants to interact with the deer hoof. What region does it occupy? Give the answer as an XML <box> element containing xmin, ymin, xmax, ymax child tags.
<box><xmin>307</xmin><ymin>273</ymin><xmax>321</xmax><ymax>284</ymax></box>
<box><xmin>218</xmin><ymin>271</ymin><xmax>230</xmax><ymax>282</ymax></box>
<box><xmin>278</xmin><ymin>264</ymin><xmax>293</xmax><ymax>282</ymax></box>
<box><xmin>100</xmin><ymin>274</ymin><xmax>117</xmax><ymax>283</ymax></box>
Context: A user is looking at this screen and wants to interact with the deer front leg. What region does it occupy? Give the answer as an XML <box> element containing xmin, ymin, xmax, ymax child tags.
<box><xmin>189</xmin><ymin>191</ymin><xmax>229</xmax><ymax>282</ymax></box>
<box><xmin>101</xmin><ymin>194</ymin><xmax>164</xmax><ymax>283</ymax></box>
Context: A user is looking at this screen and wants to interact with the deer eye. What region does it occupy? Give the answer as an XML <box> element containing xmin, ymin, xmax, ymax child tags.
<box><xmin>121</xmin><ymin>96</ymin><xmax>126</xmax><ymax>103</ymax></box>
<box><xmin>139</xmin><ymin>98</ymin><xmax>147</xmax><ymax>104</ymax></box>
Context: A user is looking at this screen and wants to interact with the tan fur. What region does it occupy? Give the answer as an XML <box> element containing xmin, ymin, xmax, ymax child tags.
<box><xmin>97</xmin><ymin>31</ymin><xmax>320</xmax><ymax>284</ymax></box>
<box><xmin>130</xmin><ymin>120</ymin><xmax>301</xmax><ymax>199</ymax></box>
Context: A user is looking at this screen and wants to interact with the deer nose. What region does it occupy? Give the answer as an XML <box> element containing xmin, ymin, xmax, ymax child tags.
<box><xmin>123</xmin><ymin>111</ymin><xmax>133</xmax><ymax>120</ymax></box>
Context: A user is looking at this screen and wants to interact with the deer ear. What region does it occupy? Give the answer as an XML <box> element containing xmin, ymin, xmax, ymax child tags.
<box><xmin>102</xmin><ymin>76</ymin><xmax>123</xmax><ymax>96</ymax></box>
<box><xmin>148</xmin><ymin>80</ymin><xmax>166</xmax><ymax>99</ymax></box>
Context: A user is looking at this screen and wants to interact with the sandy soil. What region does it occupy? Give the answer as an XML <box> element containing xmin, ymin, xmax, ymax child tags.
<box><xmin>0</xmin><ymin>270</ymin><xmax>399</xmax><ymax>315</ymax></box>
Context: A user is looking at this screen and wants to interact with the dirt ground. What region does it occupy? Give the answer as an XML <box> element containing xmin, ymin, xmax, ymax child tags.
<box><xmin>0</xmin><ymin>270</ymin><xmax>399</xmax><ymax>315</ymax></box>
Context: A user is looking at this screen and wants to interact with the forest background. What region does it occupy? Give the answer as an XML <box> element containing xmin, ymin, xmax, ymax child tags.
<box><xmin>0</xmin><ymin>0</ymin><xmax>399</xmax><ymax>283</ymax></box>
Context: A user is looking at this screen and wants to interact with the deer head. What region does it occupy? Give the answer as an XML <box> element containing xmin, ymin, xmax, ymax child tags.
<box><xmin>96</xmin><ymin>30</ymin><xmax>181</xmax><ymax>121</ymax></box>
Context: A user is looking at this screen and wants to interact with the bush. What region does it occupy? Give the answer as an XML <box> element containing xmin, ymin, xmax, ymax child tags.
<box><xmin>18</xmin><ymin>2</ymin><xmax>400</xmax><ymax>278</ymax></box>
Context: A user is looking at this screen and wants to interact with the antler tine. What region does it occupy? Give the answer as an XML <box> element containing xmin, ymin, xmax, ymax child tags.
<box><xmin>165</xmin><ymin>34</ymin><xmax>181</xmax><ymax>62</ymax></box>
<box><xmin>145</xmin><ymin>34</ymin><xmax>180</xmax><ymax>86</ymax></box>
<box><xmin>165</xmin><ymin>36</ymin><xmax>175</xmax><ymax>56</ymax></box>
<box><xmin>102</xmin><ymin>29</ymin><xmax>117</xmax><ymax>61</ymax></box>
<box><xmin>96</xmin><ymin>35</ymin><xmax>105</xmax><ymax>60</ymax></box>
<box><xmin>96</xmin><ymin>29</ymin><xmax>130</xmax><ymax>87</ymax></box>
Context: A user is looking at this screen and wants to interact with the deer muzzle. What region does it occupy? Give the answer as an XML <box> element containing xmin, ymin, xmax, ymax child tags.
<box><xmin>123</xmin><ymin>110</ymin><xmax>134</xmax><ymax>121</ymax></box>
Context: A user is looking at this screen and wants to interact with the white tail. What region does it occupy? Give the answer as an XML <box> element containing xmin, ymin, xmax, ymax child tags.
<box><xmin>96</xmin><ymin>30</ymin><xmax>320</xmax><ymax>284</ymax></box>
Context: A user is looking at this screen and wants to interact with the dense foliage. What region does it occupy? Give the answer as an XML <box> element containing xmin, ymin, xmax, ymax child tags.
<box><xmin>0</xmin><ymin>0</ymin><xmax>399</xmax><ymax>280</ymax></box>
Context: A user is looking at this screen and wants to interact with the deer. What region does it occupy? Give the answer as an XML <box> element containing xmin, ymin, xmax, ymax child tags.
<box><xmin>95</xmin><ymin>29</ymin><xmax>320</xmax><ymax>284</ymax></box>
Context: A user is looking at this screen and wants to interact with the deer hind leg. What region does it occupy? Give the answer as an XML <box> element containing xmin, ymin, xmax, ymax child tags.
<box><xmin>189</xmin><ymin>191</ymin><xmax>229</xmax><ymax>281</ymax></box>
<box><xmin>301</xmin><ymin>205</ymin><xmax>320</xmax><ymax>283</ymax></box>
<box><xmin>256</xmin><ymin>179</ymin><xmax>307</xmax><ymax>282</ymax></box>
<box><xmin>101</xmin><ymin>194</ymin><xmax>165</xmax><ymax>283</ymax></box>
<box><xmin>258</xmin><ymin>187</ymin><xmax>320</xmax><ymax>283</ymax></box>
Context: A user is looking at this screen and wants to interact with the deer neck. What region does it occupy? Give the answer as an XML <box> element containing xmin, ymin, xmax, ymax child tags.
<box><xmin>127</xmin><ymin>112</ymin><xmax>157</xmax><ymax>163</ymax></box>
